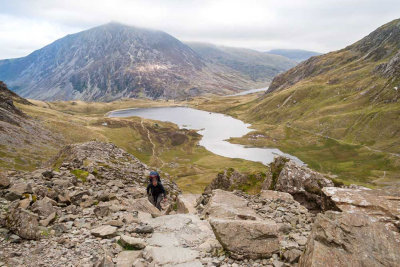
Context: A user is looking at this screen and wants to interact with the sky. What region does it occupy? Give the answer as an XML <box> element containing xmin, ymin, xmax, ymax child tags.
<box><xmin>0</xmin><ymin>0</ymin><xmax>399</xmax><ymax>59</ymax></box>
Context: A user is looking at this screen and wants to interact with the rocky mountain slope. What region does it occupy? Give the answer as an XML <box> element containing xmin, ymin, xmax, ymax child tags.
<box><xmin>0</xmin><ymin>23</ymin><xmax>287</xmax><ymax>101</ymax></box>
<box><xmin>0</xmin><ymin>141</ymin><xmax>398</xmax><ymax>266</ymax></box>
<box><xmin>267</xmin><ymin>49</ymin><xmax>321</xmax><ymax>63</ymax></box>
<box><xmin>0</xmin><ymin>81</ymin><xmax>58</xmax><ymax>170</ymax></box>
<box><xmin>187</xmin><ymin>43</ymin><xmax>296</xmax><ymax>83</ymax></box>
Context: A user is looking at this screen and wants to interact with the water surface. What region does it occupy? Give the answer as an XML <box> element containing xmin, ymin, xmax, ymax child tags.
<box><xmin>108</xmin><ymin>106</ymin><xmax>302</xmax><ymax>165</ymax></box>
<box><xmin>228</xmin><ymin>87</ymin><xmax>269</xmax><ymax>96</ymax></box>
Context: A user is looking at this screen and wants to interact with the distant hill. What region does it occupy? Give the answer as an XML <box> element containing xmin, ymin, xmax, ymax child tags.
<box><xmin>188</xmin><ymin>42</ymin><xmax>296</xmax><ymax>83</ymax></box>
<box><xmin>0</xmin><ymin>23</ymin><xmax>295</xmax><ymax>101</ymax></box>
<box><xmin>267</xmin><ymin>49</ymin><xmax>321</xmax><ymax>62</ymax></box>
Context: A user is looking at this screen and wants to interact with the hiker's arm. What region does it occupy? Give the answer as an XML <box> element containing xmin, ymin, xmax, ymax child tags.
<box><xmin>146</xmin><ymin>184</ymin><xmax>151</xmax><ymax>195</ymax></box>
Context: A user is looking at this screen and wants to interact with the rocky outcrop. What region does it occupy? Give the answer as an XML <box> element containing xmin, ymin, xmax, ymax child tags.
<box><xmin>299</xmin><ymin>211</ymin><xmax>400</xmax><ymax>267</ymax></box>
<box><xmin>210</xmin><ymin>218</ymin><xmax>280</xmax><ymax>259</ymax></box>
<box><xmin>263</xmin><ymin>157</ymin><xmax>334</xmax><ymax>211</ymax></box>
<box><xmin>205</xmin><ymin>168</ymin><xmax>266</xmax><ymax>193</ymax></box>
<box><xmin>322</xmin><ymin>186</ymin><xmax>400</xmax><ymax>222</ymax></box>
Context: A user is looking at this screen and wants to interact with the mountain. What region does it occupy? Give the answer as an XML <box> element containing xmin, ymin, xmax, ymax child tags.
<box><xmin>267</xmin><ymin>49</ymin><xmax>321</xmax><ymax>62</ymax></box>
<box><xmin>187</xmin><ymin>42</ymin><xmax>296</xmax><ymax>83</ymax></box>
<box><xmin>237</xmin><ymin>19</ymin><xmax>400</xmax><ymax>183</ymax></box>
<box><xmin>0</xmin><ymin>23</ymin><xmax>274</xmax><ymax>101</ymax></box>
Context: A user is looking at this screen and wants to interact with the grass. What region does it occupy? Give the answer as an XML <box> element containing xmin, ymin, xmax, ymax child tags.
<box><xmin>70</xmin><ymin>169</ymin><xmax>89</xmax><ymax>183</ymax></box>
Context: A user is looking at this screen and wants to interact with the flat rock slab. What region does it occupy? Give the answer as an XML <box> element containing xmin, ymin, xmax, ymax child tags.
<box><xmin>299</xmin><ymin>211</ymin><xmax>400</xmax><ymax>267</ymax></box>
<box><xmin>142</xmin><ymin>214</ymin><xmax>221</xmax><ymax>252</ymax></box>
<box><xmin>116</xmin><ymin>251</ymin><xmax>142</xmax><ymax>267</ymax></box>
<box><xmin>91</xmin><ymin>225</ymin><xmax>117</xmax><ymax>238</ymax></box>
<box><xmin>202</xmin><ymin>189</ymin><xmax>261</xmax><ymax>220</ymax></box>
<box><xmin>143</xmin><ymin>246</ymin><xmax>199</xmax><ymax>265</ymax></box>
<box><xmin>127</xmin><ymin>198</ymin><xmax>160</xmax><ymax>215</ymax></box>
<box><xmin>322</xmin><ymin>187</ymin><xmax>400</xmax><ymax>220</ymax></box>
<box><xmin>210</xmin><ymin>218</ymin><xmax>280</xmax><ymax>259</ymax></box>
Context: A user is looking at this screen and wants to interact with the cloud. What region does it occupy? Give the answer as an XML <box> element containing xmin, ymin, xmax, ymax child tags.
<box><xmin>0</xmin><ymin>0</ymin><xmax>399</xmax><ymax>59</ymax></box>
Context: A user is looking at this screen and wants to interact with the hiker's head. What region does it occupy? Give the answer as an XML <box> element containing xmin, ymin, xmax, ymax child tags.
<box><xmin>149</xmin><ymin>171</ymin><xmax>159</xmax><ymax>185</ymax></box>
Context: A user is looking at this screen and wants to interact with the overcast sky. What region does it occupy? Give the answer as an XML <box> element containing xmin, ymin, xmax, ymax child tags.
<box><xmin>0</xmin><ymin>0</ymin><xmax>399</xmax><ymax>59</ymax></box>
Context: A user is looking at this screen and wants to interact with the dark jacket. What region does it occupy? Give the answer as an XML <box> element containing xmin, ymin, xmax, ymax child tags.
<box><xmin>147</xmin><ymin>183</ymin><xmax>166</xmax><ymax>201</ymax></box>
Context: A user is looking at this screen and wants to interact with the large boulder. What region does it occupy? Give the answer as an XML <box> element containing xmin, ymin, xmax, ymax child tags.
<box><xmin>176</xmin><ymin>194</ymin><xmax>199</xmax><ymax>214</ymax></box>
<box><xmin>5</xmin><ymin>207</ymin><xmax>40</xmax><ymax>239</ymax></box>
<box><xmin>299</xmin><ymin>211</ymin><xmax>400</xmax><ymax>267</ymax></box>
<box><xmin>202</xmin><ymin>189</ymin><xmax>261</xmax><ymax>220</ymax></box>
<box><xmin>264</xmin><ymin>157</ymin><xmax>334</xmax><ymax>210</ymax></box>
<box><xmin>322</xmin><ymin>187</ymin><xmax>400</xmax><ymax>222</ymax></box>
<box><xmin>210</xmin><ymin>218</ymin><xmax>280</xmax><ymax>259</ymax></box>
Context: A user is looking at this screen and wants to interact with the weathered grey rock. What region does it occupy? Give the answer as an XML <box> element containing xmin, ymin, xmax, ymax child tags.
<box><xmin>0</xmin><ymin>172</ymin><xmax>10</xmax><ymax>188</ymax></box>
<box><xmin>283</xmin><ymin>248</ymin><xmax>302</xmax><ymax>263</ymax></box>
<box><xmin>210</xmin><ymin>218</ymin><xmax>280</xmax><ymax>259</ymax></box>
<box><xmin>39</xmin><ymin>212</ymin><xmax>56</xmax><ymax>227</ymax></box>
<box><xmin>129</xmin><ymin>197</ymin><xmax>160</xmax><ymax>215</ymax></box>
<box><xmin>322</xmin><ymin>187</ymin><xmax>400</xmax><ymax>221</ymax></box>
<box><xmin>264</xmin><ymin>158</ymin><xmax>334</xmax><ymax>210</ymax></box>
<box><xmin>134</xmin><ymin>225</ymin><xmax>154</xmax><ymax>234</ymax></box>
<box><xmin>18</xmin><ymin>198</ymin><xmax>31</xmax><ymax>209</ymax></box>
<box><xmin>202</xmin><ymin>189</ymin><xmax>260</xmax><ymax>220</ymax></box>
<box><xmin>5</xmin><ymin>208</ymin><xmax>39</xmax><ymax>240</ymax></box>
<box><xmin>119</xmin><ymin>235</ymin><xmax>146</xmax><ymax>250</ymax></box>
<box><xmin>5</xmin><ymin>183</ymin><xmax>32</xmax><ymax>201</ymax></box>
<box><xmin>259</xmin><ymin>190</ymin><xmax>294</xmax><ymax>202</ymax></box>
<box><xmin>298</xmin><ymin>211</ymin><xmax>400</xmax><ymax>267</ymax></box>
<box><xmin>116</xmin><ymin>251</ymin><xmax>142</xmax><ymax>267</ymax></box>
<box><xmin>32</xmin><ymin>197</ymin><xmax>56</xmax><ymax>218</ymax></box>
<box><xmin>91</xmin><ymin>225</ymin><xmax>117</xmax><ymax>238</ymax></box>
<box><xmin>94</xmin><ymin>204</ymin><xmax>111</xmax><ymax>217</ymax></box>
<box><xmin>143</xmin><ymin>246</ymin><xmax>199</xmax><ymax>265</ymax></box>
<box><xmin>176</xmin><ymin>194</ymin><xmax>199</xmax><ymax>214</ymax></box>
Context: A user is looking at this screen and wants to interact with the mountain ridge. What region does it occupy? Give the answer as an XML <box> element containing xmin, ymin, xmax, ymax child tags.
<box><xmin>0</xmin><ymin>22</ymin><xmax>292</xmax><ymax>101</ymax></box>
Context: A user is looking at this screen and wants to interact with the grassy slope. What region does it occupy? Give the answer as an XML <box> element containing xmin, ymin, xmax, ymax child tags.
<box><xmin>187</xmin><ymin>48</ymin><xmax>400</xmax><ymax>187</ymax></box>
<box><xmin>12</xmin><ymin>99</ymin><xmax>266</xmax><ymax>193</ymax></box>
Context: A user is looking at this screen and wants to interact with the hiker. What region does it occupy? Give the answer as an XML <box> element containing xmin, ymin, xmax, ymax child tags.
<box><xmin>146</xmin><ymin>171</ymin><xmax>166</xmax><ymax>210</ymax></box>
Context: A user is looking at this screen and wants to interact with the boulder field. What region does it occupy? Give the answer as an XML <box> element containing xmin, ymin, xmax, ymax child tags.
<box><xmin>0</xmin><ymin>141</ymin><xmax>399</xmax><ymax>266</ymax></box>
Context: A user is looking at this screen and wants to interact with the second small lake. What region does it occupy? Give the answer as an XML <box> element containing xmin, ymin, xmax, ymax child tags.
<box><xmin>108</xmin><ymin>106</ymin><xmax>302</xmax><ymax>165</ymax></box>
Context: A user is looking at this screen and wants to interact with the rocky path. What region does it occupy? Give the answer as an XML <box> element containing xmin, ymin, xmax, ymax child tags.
<box><xmin>141</xmin><ymin>118</ymin><xmax>166</xmax><ymax>168</ymax></box>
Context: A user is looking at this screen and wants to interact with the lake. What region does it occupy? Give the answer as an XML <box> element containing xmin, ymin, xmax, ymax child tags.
<box><xmin>228</xmin><ymin>87</ymin><xmax>269</xmax><ymax>96</ymax></box>
<box><xmin>108</xmin><ymin>106</ymin><xmax>302</xmax><ymax>165</ymax></box>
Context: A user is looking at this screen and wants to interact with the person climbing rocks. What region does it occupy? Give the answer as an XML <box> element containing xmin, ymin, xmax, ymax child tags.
<box><xmin>146</xmin><ymin>171</ymin><xmax>166</xmax><ymax>210</ymax></box>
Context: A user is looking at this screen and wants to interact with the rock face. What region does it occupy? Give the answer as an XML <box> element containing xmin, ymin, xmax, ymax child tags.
<box><xmin>264</xmin><ymin>157</ymin><xmax>334</xmax><ymax>211</ymax></box>
<box><xmin>299</xmin><ymin>211</ymin><xmax>400</xmax><ymax>267</ymax></box>
<box><xmin>210</xmin><ymin>218</ymin><xmax>280</xmax><ymax>259</ymax></box>
<box><xmin>322</xmin><ymin>186</ymin><xmax>400</xmax><ymax>222</ymax></box>
<box><xmin>0</xmin><ymin>23</ymin><xmax>280</xmax><ymax>101</ymax></box>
